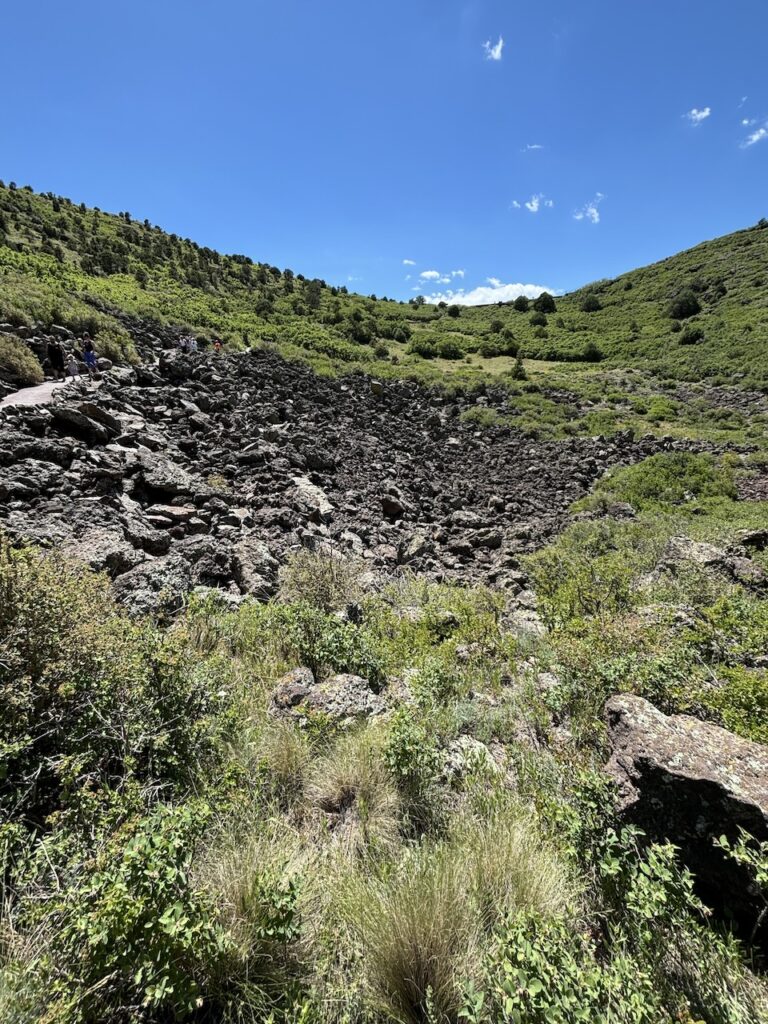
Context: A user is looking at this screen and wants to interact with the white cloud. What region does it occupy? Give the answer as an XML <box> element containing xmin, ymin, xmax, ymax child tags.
<box><xmin>421</xmin><ymin>280</ymin><xmax>557</xmax><ymax>307</ymax></box>
<box><xmin>512</xmin><ymin>193</ymin><xmax>554</xmax><ymax>214</ymax></box>
<box><xmin>420</xmin><ymin>269</ymin><xmax>442</xmax><ymax>280</ymax></box>
<box><xmin>574</xmin><ymin>193</ymin><xmax>605</xmax><ymax>224</ymax></box>
<box><xmin>483</xmin><ymin>36</ymin><xmax>504</xmax><ymax>61</ymax></box>
<box><xmin>685</xmin><ymin>106</ymin><xmax>711</xmax><ymax>125</ymax></box>
<box><xmin>404</xmin><ymin>274</ymin><xmax>411</xmax><ymax>281</ymax></box>
<box><xmin>741</xmin><ymin>118</ymin><xmax>756</xmax><ymax>127</ymax></box>
<box><xmin>451</xmin><ymin>269</ymin><xmax>465</xmax><ymax>278</ymax></box>
<box><xmin>742</xmin><ymin>123</ymin><xmax>768</xmax><ymax>147</ymax></box>
<box><xmin>523</xmin><ymin>143</ymin><xmax>544</xmax><ymax>151</ymax></box>
<box><xmin>402</xmin><ymin>258</ymin><xmax>416</xmax><ymax>265</ymax></box>
<box><xmin>439</xmin><ymin>276</ymin><xmax>451</xmax><ymax>284</ymax></box>
<box><xmin>739</xmin><ymin>95</ymin><xmax>748</xmax><ymax>108</ymax></box>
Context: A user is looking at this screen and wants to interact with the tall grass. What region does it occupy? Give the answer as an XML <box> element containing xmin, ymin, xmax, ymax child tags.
<box><xmin>336</xmin><ymin>809</ymin><xmax>572</xmax><ymax>1023</ymax></box>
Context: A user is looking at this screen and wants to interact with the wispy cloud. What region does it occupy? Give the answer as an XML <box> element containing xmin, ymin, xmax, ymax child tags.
<box><xmin>421</xmin><ymin>279</ymin><xmax>558</xmax><ymax>307</ymax></box>
<box><xmin>483</xmin><ymin>36</ymin><xmax>504</xmax><ymax>61</ymax></box>
<box><xmin>742</xmin><ymin>123</ymin><xmax>768</xmax><ymax>148</ymax></box>
<box><xmin>522</xmin><ymin>143</ymin><xmax>544</xmax><ymax>151</ymax></box>
<box><xmin>739</xmin><ymin>95</ymin><xmax>748</xmax><ymax>108</ymax></box>
<box><xmin>402</xmin><ymin>258</ymin><xmax>416</xmax><ymax>266</ymax></box>
<box><xmin>511</xmin><ymin>193</ymin><xmax>554</xmax><ymax>213</ymax></box>
<box><xmin>684</xmin><ymin>106</ymin><xmax>711</xmax><ymax>125</ymax></box>
<box><xmin>451</xmin><ymin>269</ymin><xmax>465</xmax><ymax>279</ymax></box>
<box><xmin>574</xmin><ymin>193</ymin><xmax>605</xmax><ymax>224</ymax></box>
<box><xmin>420</xmin><ymin>270</ymin><xmax>442</xmax><ymax>280</ymax></box>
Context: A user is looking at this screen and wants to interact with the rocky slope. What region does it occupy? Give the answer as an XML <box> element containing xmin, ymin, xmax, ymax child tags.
<box><xmin>0</xmin><ymin>341</ymin><xmax>726</xmax><ymax>618</ymax></box>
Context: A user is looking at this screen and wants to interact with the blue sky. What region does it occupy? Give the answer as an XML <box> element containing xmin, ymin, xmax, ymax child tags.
<box><xmin>3</xmin><ymin>0</ymin><xmax>767</xmax><ymax>303</ymax></box>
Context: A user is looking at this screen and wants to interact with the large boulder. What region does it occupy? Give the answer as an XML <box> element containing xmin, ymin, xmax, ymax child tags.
<box><xmin>136</xmin><ymin>452</ymin><xmax>194</xmax><ymax>499</ymax></box>
<box><xmin>604</xmin><ymin>694</ymin><xmax>768</xmax><ymax>941</ymax></box>
<box><xmin>231</xmin><ymin>534</ymin><xmax>279</xmax><ymax>597</ymax></box>
<box><xmin>111</xmin><ymin>554</ymin><xmax>193</xmax><ymax>616</ymax></box>
<box><xmin>61</xmin><ymin>526</ymin><xmax>145</xmax><ymax>577</ymax></box>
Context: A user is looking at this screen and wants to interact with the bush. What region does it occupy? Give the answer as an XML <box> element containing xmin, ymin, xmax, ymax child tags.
<box><xmin>22</xmin><ymin>803</ymin><xmax>228</xmax><ymax>1022</ymax></box>
<box><xmin>533</xmin><ymin>292</ymin><xmax>556</xmax><ymax>314</ymax></box>
<box><xmin>591</xmin><ymin>452</ymin><xmax>736</xmax><ymax>510</ymax></box>
<box><xmin>580</xmin><ymin>293</ymin><xmax>602</xmax><ymax>312</ymax></box>
<box><xmin>0</xmin><ymin>542</ymin><xmax>229</xmax><ymax>824</ymax></box>
<box><xmin>489</xmin><ymin>319</ymin><xmax>504</xmax><ymax>334</ymax></box>
<box><xmin>446</xmin><ymin>305</ymin><xmax>461</xmax><ymax>318</ymax></box>
<box><xmin>513</xmin><ymin>295</ymin><xmax>530</xmax><ymax>312</ymax></box>
<box><xmin>668</xmin><ymin>290</ymin><xmax>701</xmax><ymax>320</ymax></box>
<box><xmin>279</xmin><ymin>548</ymin><xmax>363</xmax><ymax>613</ymax></box>
<box><xmin>0</xmin><ymin>337</ymin><xmax>43</xmax><ymax>385</ymax></box>
<box><xmin>408</xmin><ymin>337</ymin><xmax>437</xmax><ymax>359</ymax></box>
<box><xmin>276</xmin><ymin>603</ymin><xmax>384</xmax><ymax>685</ymax></box>
<box><xmin>437</xmin><ymin>338</ymin><xmax>464</xmax><ymax>360</ymax></box>
<box><xmin>582</xmin><ymin>341</ymin><xmax>604</xmax><ymax>362</ymax></box>
<box><xmin>680</xmin><ymin>325</ymin><xmax>705</xmax><ymax>345</ymax></box>
<box><xmin>530</xmin><ymin>311</ymin><xmax>547</xmax><ymax>327</ymax></box>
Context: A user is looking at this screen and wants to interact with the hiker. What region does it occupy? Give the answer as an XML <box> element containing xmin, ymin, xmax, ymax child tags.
<box><xmin>189</xmin><ymin>336</ymin><xmax>198</xmax><ymax>353</ymax></box>
<box><xmin>82</xmin><ymin>333</ymin><xmax>97</xmax><ymax>377</ymax></box>
<box><xmin>178</xmin><ymin>335</ymin><xmax>188</xmax><ymax>353</ymax></box>
<box><xmin>47</xmin><ymin>339</ymin><xmax>65</xmax><ymax>381</ymax></box>
<box><xmin>66</xmin><ymin>353</ymin><xmax>81</xmax><ymax>380</ymax></box>
<box><xmin>213</xmin><ymin>338</ymin><xmax>222</xmax><ymax>354</ymax></box>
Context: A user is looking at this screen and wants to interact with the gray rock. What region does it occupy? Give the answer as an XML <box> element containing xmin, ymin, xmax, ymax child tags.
<box><xmin>112</xmin><ymin>554</ymin><xmax>193</xmax><ymax>616</ymax></box>
<box><xmin>232</xmin><ymin>534</ymin><xmax>279</xmax><ymax>597</ymax></box>
<box><xmin>61</xmin><ymin>527</ymin><xmax>145</xmax><ymax>577</ymax></box>
<box><xmin>272</xmin><ymin>669</ymin><xmax>386</xmax><ymax>724</ymax></box>
<box><xmin>290</xmin><ymin>476</ymin><xmax>334</xmax><ymax>524</ymax></box>
<box><xmin>605</xmin><ymin>694</ymin><xmax>768</xmax><ymax>942</ymax></box>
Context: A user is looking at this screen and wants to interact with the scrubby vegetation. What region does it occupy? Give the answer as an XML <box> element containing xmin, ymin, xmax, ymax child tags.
<box><xmin>2</xmin><ymin>181</ymin><xmax>768</xmax><ymax>1022</ymax></box>
<box><xmin>1</xmin><ymin>183</ymin><xmax>767</xmax><ymax>397</ymax></box>
<box><xmin>2</xmin><ymin>444</ymin><xmax>768</xmax><ymax>1023</ymax></box>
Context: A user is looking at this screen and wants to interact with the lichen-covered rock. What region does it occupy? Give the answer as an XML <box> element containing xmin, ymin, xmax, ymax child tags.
<box><xmin>272</xmin><ymin>669</ymin><xmax>386</xmax><ymax>725</ymax></box>
<box><xmin>604</xmin><ymin>694</ymin><xmax>768</xmax><ymax>942</ymax></box>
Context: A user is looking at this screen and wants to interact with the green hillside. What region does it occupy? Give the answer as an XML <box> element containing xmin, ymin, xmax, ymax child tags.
<box><xmin>1</xmin><ymin>181</ymin><xmax>767</xmax><ymax>390</ymax></box>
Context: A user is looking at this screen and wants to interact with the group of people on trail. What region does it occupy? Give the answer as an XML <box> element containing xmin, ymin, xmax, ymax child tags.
<box><xmin>47</xmin><ymin>333</ymin><xmax>98</xmax><ymax>382</ymax></box>
<box><xmin>178</xmin><ymin>334</ymin><xmax>224</xmax><ymax>355</ymax></box>
<box><xmin>178</xmin><ymin>334</ymin><xmax>198</xmax><ymax>354</ymax></box>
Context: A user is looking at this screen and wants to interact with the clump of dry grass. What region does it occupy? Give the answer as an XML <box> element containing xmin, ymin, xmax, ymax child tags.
<box><xmin>304</xmin><ymin>726</ymin><xmax>401</xmax><ymax>859</ymax></box>
<box><xmin>335</xmin><ymin>809</ymin><xmax>573</xmax><ymax>1023</ymax></box>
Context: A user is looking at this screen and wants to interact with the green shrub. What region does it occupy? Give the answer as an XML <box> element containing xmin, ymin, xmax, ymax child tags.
<box><xmin>591</xmin><ymin>453</ymin><xmax>736</xmax><ymax>510</ymax></box>
<box><xmin>698</xmin><ymin>667</ymin><xmax>768</xmax><ymax>744</ymax></box>
<box><xmin>276</xmin><ymin>603</ymin><xmax>383</xmax><ymax>685</ymax></box>
<box><xmin>0</xmin><ymin>541</ymin><xmax>229</xmax><ymax>824</ymax></box>
<box><xmin>25</xmin><ymin>803</ymin><xmax>228</xmax><ymax>1022</ymax></box>
<box><xmin>680</xmin><ymin>325</ymin><xmax>705</xmax><ymax>345</ymax></box>
<box><xmin>533</xmin><ymin>292</ymin><xmax>556</xmax><ymax>314</ymax></box>
<box><xmin>530</xmin><ymin>311</ymin><xmax>547</xmax><ymax>327</ymax></box>
<box><xmin>278</xmin><ymin>548</ymin><xmax>363</xmax><ymax>614</ymax></box>
<box><xmin>0</xmin><ymin>336</ymin><xmax>43</xmax><ymax>384</ymax></box>
<box><xmin>580</xmin><ymin>293</ymin><xmax>602</xmax><ymax>312</ymax></box>
<box><xmin>668</xmin><ymin>290</ymin><xmax>701</xmax><ymax>320</ymax></box>
<box><xmin>437</xmin><ymin>338</ymin><xmax>464</xmax><ymax>360</ymax></box>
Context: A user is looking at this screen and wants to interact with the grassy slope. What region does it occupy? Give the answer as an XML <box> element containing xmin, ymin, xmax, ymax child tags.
<box><xmin>1</xmin><ymin>182</ymin><xmax>767</xmax><ymax>388</ymax></box>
